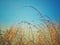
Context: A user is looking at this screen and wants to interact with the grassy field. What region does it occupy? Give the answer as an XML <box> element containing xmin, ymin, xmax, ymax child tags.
<box><xmin>0</xmin><ymin>22</ymin><xmax>60</xmax><ymax>45</ymax></box>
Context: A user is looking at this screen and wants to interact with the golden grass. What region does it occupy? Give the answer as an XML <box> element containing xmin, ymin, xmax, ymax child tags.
<box><xmin>0</xmin><ymin>22</ymin><xmax>60</xmax><ymax>45</ymax></box>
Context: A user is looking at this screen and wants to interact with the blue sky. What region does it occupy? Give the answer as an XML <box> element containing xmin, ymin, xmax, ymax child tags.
<box><xmin>0</xmin><ymin>0</ymin><xmax>60</xmax><ymax>28</ymax></box>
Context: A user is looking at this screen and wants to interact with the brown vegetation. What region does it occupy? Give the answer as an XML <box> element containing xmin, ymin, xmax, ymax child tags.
<box><xmin>0</xmin><ymin>22</ymin><xmax>60</xmax><ymax>45</ymax></box>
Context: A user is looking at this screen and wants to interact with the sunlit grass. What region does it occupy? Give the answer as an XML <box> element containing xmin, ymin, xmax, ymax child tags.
<box><xmin>0</xmin><ymin>22</ymin><xmax>60</xmax><ymax>45</ymax></box>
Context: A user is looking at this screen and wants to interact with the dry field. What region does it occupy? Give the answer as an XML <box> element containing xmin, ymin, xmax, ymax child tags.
<box><xmin>0</xmin><ymin>22</ymin><xmax>60</xmax><ymax>45</ymax></box>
